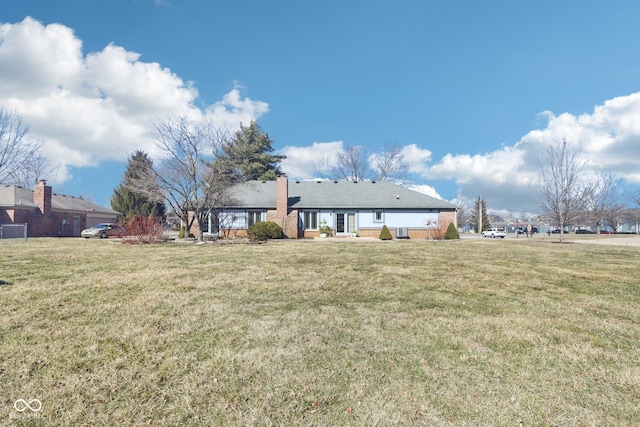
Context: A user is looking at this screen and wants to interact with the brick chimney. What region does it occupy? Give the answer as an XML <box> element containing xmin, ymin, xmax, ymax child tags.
<box><xmin>34</xmin><ymin>180</ymin><xmax>52</xmax><ymax>215</ymax></box>
<box><xmin>276</xmin><ymin>175</ymin><xmax>288</xmax><ymax>218</ymax></box>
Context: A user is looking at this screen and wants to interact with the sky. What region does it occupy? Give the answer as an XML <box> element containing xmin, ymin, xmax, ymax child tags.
<box><xmin>2</xmin><ymin>0</ymin><xmax>640</xmax><ymax>217</ymax></box>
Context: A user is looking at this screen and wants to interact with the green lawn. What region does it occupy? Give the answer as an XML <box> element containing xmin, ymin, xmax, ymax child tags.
<box><xmin>1</xmin><ymin>238</ymin><xmax>639</xmax><ymax>426</ymax></box>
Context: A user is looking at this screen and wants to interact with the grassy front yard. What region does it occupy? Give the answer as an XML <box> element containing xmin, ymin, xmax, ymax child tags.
<box><xmin>1</xmin><ymin>238</ymin><xmax>639</xmax><ymax>425</ymax></box>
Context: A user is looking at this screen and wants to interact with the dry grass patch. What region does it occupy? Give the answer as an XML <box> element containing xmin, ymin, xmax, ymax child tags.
<box><xmin>1</xmin><ymin>238</ymin><xmax>639</xmax><ymax>425</ymax></box>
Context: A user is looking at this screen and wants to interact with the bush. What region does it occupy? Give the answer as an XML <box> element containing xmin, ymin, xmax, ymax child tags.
<box><xmin>444</xmin><ymin>222</ymin><xmax>460</xmax><ymax>240</ymax></box>
<box><xmin>178</xmin><ymin>226</ymin><xmax>185</xmax><ymax>239</ymax></box>
<box><xmin>379</xmin><ymin>225</ymin><xmax>393</xmax><ymax>240</ymax></box>
<box><xmin>247</xmin><ymin>221</ymin><xmax>283</xmax><ymax>241</ymax></box>
<box><xmin>318</xmin><ymin>220</ymin><xmax>331</xmax><ymax>236</ymax></box>
<box><xmin>122</xmin><ymin>215</ymin><xmax>164</xmax><ymax>244</ymax></box>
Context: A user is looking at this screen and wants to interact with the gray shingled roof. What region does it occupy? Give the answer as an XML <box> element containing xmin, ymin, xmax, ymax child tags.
<box><xmin>0</xmin><ymin>185</ymin><xmax>118</xmax><ymax>214</ymax></box>
<box><xmin>225</xmin><ymin>180</ymin><xmax>457</xmax><ymax>210</ymax></box>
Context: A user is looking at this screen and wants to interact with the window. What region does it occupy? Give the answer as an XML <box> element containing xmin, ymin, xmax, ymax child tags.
<box><xmin>203</xmin><ymin>212</ymin><xmax>220</xmax><ymax>235</ymax></box>
<box><xmin>247</xmin><ymin>211</ymin><xmax>262</xmax><ymax>227</ymax></box>
<box><xmin>374</xmin><ymin>210</ymin><xmax>384</xmax><ymax>222</ymax></box>
<box><xmin>303</xmin><ymin>211</ymin><xmax>318</xmax><ymax>230</ymax></box>
<box><xmin>200</xmin><ymin>215</ymin><xmax>209</xmax><ymax>233</ymax></box>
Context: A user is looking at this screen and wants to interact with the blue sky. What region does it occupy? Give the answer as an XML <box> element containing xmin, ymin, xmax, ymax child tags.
<box><xmin>3</xmin><ymin>0</ymin><xmax>640</xmax><ymax>216</ymax></box>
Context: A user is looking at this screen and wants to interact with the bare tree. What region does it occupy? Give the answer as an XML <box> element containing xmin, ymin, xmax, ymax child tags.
<box><xmin>14</xmin><ymin>152</ymin><xmax>59</xmax><ymax>188</ymax></box>
<box><xmin>627</xmin><ymin>190</ymin><xmax>640</xmax><ymax>234</ymax></box>
<box><xmin>535</xmin><ymin>139</ymin><xmax>592</xmax><ymax>241</ymax></box>
<box><xmin>129</xmin><ymin>116</ymin><xmax>237</xmax><ymax>241</ymax></box>
<box><xmin>311</xmin><ymin>145</ymin><xmax>368</xmax><ymax>182</ymax></box>
<box><xmin>313</xmin><ymin>144</ymin><xmax>409</xmax><ymax>183</ymax></box>
<box><xmin>335</xmin><ymin>145</ymin><xmax>368</xmax><ymax>182</ymax></box>
<box><xmin>370</xmin><ymin>144</ymin><xmax>409</xmax><ymax>182</ymax></box>
<box><xmin>455</xmin><ymin>201</ymin><xmax>471</xmax><ymax>232</ymax></box>
<box><xmin>311</xmin><ymin>154</ymin><xmax>333</xmax><ymax>180</ymax></box>
<box><xmin>0</xmin><ymin>107</ymin><xmax>45</xmax><ymax>185</ymax></box>
<box><xmin>585</xmin><ymin>172</ymin><xmax>623</xmax><ymax>233</ymax></box>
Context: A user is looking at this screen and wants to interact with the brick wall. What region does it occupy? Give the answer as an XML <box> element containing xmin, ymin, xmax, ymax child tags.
<box><xmin>265</xmin><ymin>209</ymin><xmax>300</xmax><ymax>238</ymax></box>
<box><xmin>9</xmin><ymin>208</ymin><xmax>86</xmax><ymax>237</ymax></box>
<box><xmin>270</xmin><ymin>176</ymin><xmax>300</xmax><ymax>238</ymax></box>
<box><xmin>33</xmin><ymin>180</ymin><xmax>52</xmax><ymax>215</ymax></box>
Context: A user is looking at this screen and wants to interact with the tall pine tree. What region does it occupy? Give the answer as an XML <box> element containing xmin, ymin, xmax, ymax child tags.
<box><xmin>214</xmin><ymin>121</ymin><xmax>285</xmax><ymax>181</ymax></box>
<box><xmin>470</xmin><ymin>196</ymin><xmax>491</xmax><ymax>233</ymax></box>
<box><xmin>111</xmin><ymin>151</ymin><xmax>165</xmax><ymax>222</ymax></box>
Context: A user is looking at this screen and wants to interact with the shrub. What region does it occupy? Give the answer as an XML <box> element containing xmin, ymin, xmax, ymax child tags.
<box><xmin>429</xmin><ymin>229</ymin><xmax>444</xmax><ymax>240</ymax></box>
<box><xmin>178</xmin><ymin>226</ymin><xmax>185</xmax><ymax>239</ymax></box>
<box><xmin>379</xmin><ymin>225</ymin><xmax>393</xmax><ymax>240</ymax></box>
<box><xmin>444</xmin><ymin>222</ymin><xmax>460</xmax><ymax>240</ymax></box>
<box><xmin>122</xmin><ymin>215</ymin><xmax>164</xmax><ymax>244</ymax></box>
<box><xmin>247</xmin><ymin>221</ymin><xmax>283</xmax><ymax>241</ymax></box>
<box><xmin>318</xmin><ymin>220</ymin><xmax>331</xmax><ymax>236</ymax></box>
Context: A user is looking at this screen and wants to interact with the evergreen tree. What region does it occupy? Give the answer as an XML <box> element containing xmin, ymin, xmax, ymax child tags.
<box><xmin>469</xmin><ymin>196</ymin><xmax>490</xmax><ymax>233</ymax></box>
<box><xmin>444</xmin><ymin>222</ymin><xmax>460</xmax><ymax>239</ymax></box>
<box><xmin>379</xmin><ymin>224</ymin><xmax>393</xmax><ymax>240</ymax></box>
<box><xmin>111</xmin><ymin>151</ymin><xmax>165</xmax><ymax>222</ymax></box>
<box><xmin>214</xmin><ymin>121</ymin><xmax>285</xmax><ymax>181</ymax></box>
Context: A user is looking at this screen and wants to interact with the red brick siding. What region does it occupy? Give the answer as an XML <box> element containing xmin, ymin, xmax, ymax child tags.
<box><xmin>266</xmin><ymin>209</ymin><xmax>300</xmax><ymax>238</ymax></box>
<box><xmin>33</xmin><ymin>181</ymin><xmax>52</xmax><ymax>215</ymax></box>
<box><xmin>3</xmin><ymin>208</ymin><xmax>87</xmax><ymax>237</ymax></box>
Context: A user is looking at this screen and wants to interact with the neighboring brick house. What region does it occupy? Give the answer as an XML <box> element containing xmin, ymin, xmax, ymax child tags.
<box><xmin>0</xmin><ymin>180</ymin><xmax>120</xmax><ymax>237</ymax></box>
<box><xmin>200</xmin><ymin>175</ymin><xmax>457</xmax><ymax>239</ymax></box>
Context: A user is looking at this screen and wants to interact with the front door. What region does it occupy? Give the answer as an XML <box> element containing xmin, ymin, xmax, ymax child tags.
<box><xmin>336</xmin><ymin>213</ymin><xmax>356</xmax><ymax>234</ymax></box>
<box><xmin>73</xmin><ymin>216</ymin><xmax>81</xmax><ymax>236</ymax></box>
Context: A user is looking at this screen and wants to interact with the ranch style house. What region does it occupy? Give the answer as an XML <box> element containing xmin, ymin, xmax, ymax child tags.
<box><xmin>200</xmin><ymin>175</ymin><xmax>458</xmax><ymax>239</ymax></box>
<box><xmin>0</xmin><ymin>180</ymin><xmax>120</xmax><ymax>237</ymax></box>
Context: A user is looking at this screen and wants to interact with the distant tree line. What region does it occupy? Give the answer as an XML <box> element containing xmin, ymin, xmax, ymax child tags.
<box><xmin>534</xmin><ymin>139</ymin><xmax>626</xmax><ymax>240</ymax></box>
<box><xmin>460</xmin><ymin>139</ymin><xmax>629</xmax><ymax>239</ymax></box>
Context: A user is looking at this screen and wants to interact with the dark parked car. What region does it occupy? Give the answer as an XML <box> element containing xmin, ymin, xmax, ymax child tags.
<box><xmin>518</xmin><ymin>226</ymin><xmax>538</xmax><ymax>234</ymax></box>
<box><xmin>81</xmin><ymin>223</ymin><xmax>123</xmax><ymax>239</ymax></box>
<box><xmin>575</xmin><ymin>229</ymin><xmax>595</xmax><ymax>234</ymax></box>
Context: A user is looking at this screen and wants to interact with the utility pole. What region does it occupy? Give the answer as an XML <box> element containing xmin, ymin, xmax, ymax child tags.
<box><xmin>478</xmin><ymin>198</ymin><xmax>483</xmax><ymax>234</ymax></box>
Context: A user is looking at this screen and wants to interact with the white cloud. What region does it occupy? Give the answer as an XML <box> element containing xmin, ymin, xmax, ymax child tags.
<box><xmin>407</xmin><ymin>184</ymin><xmax>441</xmax><ymax>199</ymax></box>
<box><xmin>399</xmin><ymin>144</ymin><xmax>433</xmax><ymax>175</ymax></box>
<box><xmin>205</xmin><ymin>88</ymin><xmax>269</xmax><ymax>129</ymax></box>
<box><xmin>420</xmin><ymin>92</ymin><xmax>640</xmax><ymax>212</ymax></box>
<box><xmin>279</xmin><ymin>141</ymin><xmax>343</xmax><ymax>179</ymax></box>
<box><xmin>281</xmin><ymin>141</ymin><xmax>436</xmax><ymax>184</ymax></box>
<box><xmin>427</xmin><ymin>147</ymin><xmax>533</xmax><ymax>186</ymax></box>
<box><xmin>0</xmin><ymin>17</ymin><xmax>268</xmax><ymax>184</ymax></box>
